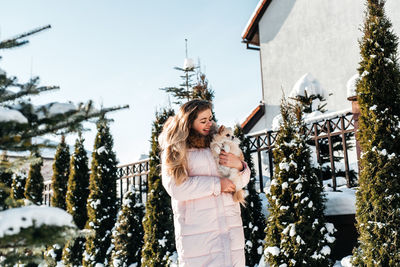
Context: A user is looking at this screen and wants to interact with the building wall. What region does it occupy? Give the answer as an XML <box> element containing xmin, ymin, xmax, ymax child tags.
<box><xmin>256</xmin><ymin>0</ymin><xmax>400</xmax><ymax>129</ymax></box>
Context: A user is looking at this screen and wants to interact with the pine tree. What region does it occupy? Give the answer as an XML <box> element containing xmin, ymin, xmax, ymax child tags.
<box><xmin>0</xmin><ymin>26</ymin><xmax>127</xmax><ymax>266</ymax></box>
<box><xmin>62</xmin><ymin>133</ymin><xmax>90</xmax><ymax>266</ymax></box>
<box><xmin>83</xmin><ymin>118</ymin><xmax>119</xmax><ymax>267</ymax></box>
<box><xmin>234</xmin><ymin>125</ymin><xmax>266</xmax><ymax>267</ymax></box>
<box><xmin>160</xmin><ymin>62</ymin><xmax>197</xmax><ymax>104</ymax></box>
<box><xmin>352</xmin><ymin>0</ymin><xmax>400</xmax><ymax>265</ymax></box>
<box><xmin>10</xmin><ymin>171</ymin><xmax>27</xmax><ymax>200</ymax></box>
<box><xmin>51</xmin><ymin>135</ymin><xmax>70</xmax><ymax>210</ymax></box>
<box><xmin>24</xmin><ymin>152</ymin><xmax>44</xmax><ymax>205</ymax></box>
<box><xmin>264</xmin><ymin>99</ymin><xmax>335</xmax><ymax>267</ymax></box>
<box><xmin>141</xmin><ymin>108</ymin><xmax>176</xmax><ymax>266</ymax></box>
<box><xmin>111</xmin><ymin>186</ymin><xmax>145</xmax><ymax>267</ymax></box>
<box><xmin>192</xmin><ymin>71</ymin><xmax>215</xmax><ymax>102</ymax></box>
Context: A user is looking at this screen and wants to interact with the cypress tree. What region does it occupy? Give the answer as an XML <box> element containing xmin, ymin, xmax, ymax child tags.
<box><xmin>10</xmin><ymin>172</ymin><xmax>27</xmax><ymax>200</ymax></box>
<box><xmin>83</xmin><ymin>118</ymin><xmax>119</xmax><ymax>267</ymax></box>
<box><xmin>0</xmin><ymin>152</ymin><xmax>13</xmax><ymax>188</ymax></box>
<box><xmin>24</xmin><ymin>152</ymin><xmax>44</xmax><ymax>205</ymax></box>
<box><xmin>0</xmin><ymin>152</ymin><xmax>13</xmax><ymax>210</ymax></box>
<box><xmin>111</xmin><ymin>186</ymin><xmax>145</xmax><ymax>267</ymax></box>
<box><xmin>62</xmin><ymin>133</ymin><xmax>90</xmax><ymax>266</ymax></box>
<box><xmin>51</xmin><ymin>135</ymin><xmax>70</xmax><ymax>210</ymax></box>
<box><xmin>352</xmin><ymin>0</ymin><xmax>400</xmax><ymax>265</ymax></box>
<box><xmin>234</xmin><ymin>125</ymin><xmax>266</xmax><ymax>267</ymax></box>
<box><xmin>264</xmin><ymin>99</ymin><xmax>335</xmax><ymax>267</ymax></box>
<box><xmin>141</xmin><ymin>108</ymin><xmax>176</xmax><ymax>266</ymax></box>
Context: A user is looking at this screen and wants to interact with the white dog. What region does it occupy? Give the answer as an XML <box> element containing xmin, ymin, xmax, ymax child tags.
<box><xmin>210</xmin><ymin>125</ymin><xmax>246</xmax><ymax>205</ymax></box>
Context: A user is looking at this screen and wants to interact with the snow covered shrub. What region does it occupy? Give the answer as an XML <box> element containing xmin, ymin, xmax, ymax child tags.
<box><xmin>83</xmin><ymin>118</ymin><xmax>119</xmax><ymax>267</ymax></box>
<box><xmin>234</xmin><ymin>125</ymin><xmax>266</xmax><ymax>266</ymax></box>
<box><xmin>264</xmin><ymin>99</ymin><xmax>336</xmax><ymax>267</ymax></box>
<box><xmin>141</xmin><ymin>108</ymin><xmax>176</xmax><ymax>266</ymax></box>
<box><xmin>111</xmin><ymin>186</ymin><xmax>145</xmax><ymax>267</ymax></box>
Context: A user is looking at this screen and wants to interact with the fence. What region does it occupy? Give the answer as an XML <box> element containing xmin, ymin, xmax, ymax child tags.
<box><xmin>42</xmin><ymin>112</ymin><xmax>358</xmax><ymax>205</ymax></box>
<box><xmin>43</xmin><ymin>180</ymin><xmax>52</xmax><ymax>206</ymax></box>
<box><xmin>247</xmin><ymin>111</ymin><xmax>358</xmax><ymax>192</ymax></box>
<box><xmin>117</xmin><ymin>158</ymin><xmax>150</xmax><ymax>204</ymax></box>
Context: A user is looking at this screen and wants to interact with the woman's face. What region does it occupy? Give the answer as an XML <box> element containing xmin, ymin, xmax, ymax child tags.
<box><xmin>192</xmin><ymin>109</ymin><xmax>213</xmax><ymax>136</ymax></box>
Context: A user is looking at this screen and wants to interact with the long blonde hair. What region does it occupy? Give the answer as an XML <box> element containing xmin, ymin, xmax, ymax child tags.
<box><xmin>159</xmin><ymin>100</ymin><xmax>212</xmax><ymax>185</ymax></box>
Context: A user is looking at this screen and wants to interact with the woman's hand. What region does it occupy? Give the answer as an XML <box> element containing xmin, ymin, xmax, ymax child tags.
<box><xmin>219</xmin><ymin>151</ymin><xmax>243</xmax><ymax>171</ymax></box>
<box><xmin>220</xmin><ymin>177</ymin><xmax>236</xmax><ymax>193</ymax></box>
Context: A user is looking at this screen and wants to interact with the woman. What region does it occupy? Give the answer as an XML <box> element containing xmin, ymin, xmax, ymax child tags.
<box><xmin>159</xmin><ymin>99</ymin><xmax>250</xmax><ymax>267</ymax></box>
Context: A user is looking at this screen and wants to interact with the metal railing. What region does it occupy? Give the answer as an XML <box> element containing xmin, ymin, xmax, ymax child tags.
<box><xmin>117</xmin><ymin>158</ymin><xmax>150</xmax><ymax>204</ymax></box>
<box><xmin>247</xmin><ymin>112</ymin><xmax>357</xmax><ymax>192</ymax></box>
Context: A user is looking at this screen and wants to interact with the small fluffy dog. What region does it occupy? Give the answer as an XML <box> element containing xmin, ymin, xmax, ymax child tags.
<box><xmin>210</xmin><ymin>125</ymin><xmax>246</xmax><ymax>205</ymax></box>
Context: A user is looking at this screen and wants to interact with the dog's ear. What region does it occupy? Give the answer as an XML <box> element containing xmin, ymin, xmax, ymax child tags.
<box><xmin>218</xmin><ymin>125</ymin><xmax>225</xmax><ymax>134</ymax></box>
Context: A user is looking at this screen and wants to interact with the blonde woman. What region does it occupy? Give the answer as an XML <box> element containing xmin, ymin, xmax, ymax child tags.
<box><xmin>159</xmin><ymin>99</ymin><xmax>250</xmax><ymax>267</ymax></box>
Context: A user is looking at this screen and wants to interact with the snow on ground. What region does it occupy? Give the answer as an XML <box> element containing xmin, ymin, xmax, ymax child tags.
<box><xmin>0</xmin><ymin>205</ymin><xmax>75</xmax><ymax>238</ymax></box>
<box><xmin>257</xmin><ymin>254</ymin><xmax>354</xmax><ymax>266</ymax></box>
<box><xmin>324</xmin><ymin>186</ymin><xmax>356</xmax><ymax>216</ymax></box>
<box><xmin>261</xmin><ymin>177</ymin><xmax>356</xmax><ymax>217</ymax></box>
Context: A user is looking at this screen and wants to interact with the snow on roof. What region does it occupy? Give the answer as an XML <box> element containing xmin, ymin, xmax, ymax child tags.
<box><xmin>346</xmin><ymin>74</ymin><xmax>359</xmax><ymax>99</ymax></box>
<box><xmin>0</xmin><ymin>67</ymin><xmax>6</xmax><ymax>76</ymax></box>
<box><xmin>289</xmin><ymin>73</ymin><xmax>327</xmax><ymax>98</ymax></box>
<box><xmin>0</xmin><ymin>205</ymin><xmax>75</xmax><ymax>238</ymax></box>
<box><xmin>0</xmin><ymin>106</ymin><xmax>28</xmax><ymax>124</ymax></box>
<box><xmin>241</xmin><ymin>0</ymin><xmax>265</xmax><ymax>39</ymax></box>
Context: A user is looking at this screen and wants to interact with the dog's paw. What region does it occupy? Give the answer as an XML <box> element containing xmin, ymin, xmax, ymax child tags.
<box><xmin>214</xmin><ymin>146</ymin><xmax>221</xmax><ymax>154</ymax></box>
<box><xmin>223</xmin><ymin>144</ymin><xmax>230</xmax><ymax>153</ymax></box>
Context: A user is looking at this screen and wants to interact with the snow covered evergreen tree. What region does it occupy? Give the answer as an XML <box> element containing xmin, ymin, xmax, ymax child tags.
<box><xmin>83</xmin><ymin>118</ymin><xmax>119</xmax><ymax>267</ymax></box>
<box><xmin>50</xmin><ymin>135</ymin><xmax>70</xmax><ymax>210</ymax></box>
<box><xmin>141</xmin><ymin>108</ymin><xmax>176</xmax><ymax>266</ymax></box>
<box><xmin>264</xmin><ymin>99</ymin><xmax>335</xmax><ymax>267</ymax></box>
<box><xmin>24</xmin><ymin>152</ymin><xmax>44</xmax><ymax>205</ymax></box>
<box><xmin>0</xmin><ymin>25</ymin><xmax>126</xmax><ymax>266</ymax></box>
<box><xmin>0</xmin><ymin>153</ymin><xmax>13</xmax><ymax>210</ymax></box>
<box><xmin>111</xmin><ymin>186</ymin><xmax>145</xmax><ymax>267</ymax></box>
<box><xmin>352</xmin><ymin>0</ymin><xmax>400</xmax><ymax>265</ymax></box>
<box><xmin>10</xmin><ymin>172</ymin><xmax>27</xmax><ymax>200</ymax></box>
<box><xmin>62</xmin><ymin>133</ymin><xmax>90</xmax><ymax>266</ymax></box>
<box><xmin>234</xmin><ymin>125</ymin><xmax>266</xmax><ymax>267</ymax></box>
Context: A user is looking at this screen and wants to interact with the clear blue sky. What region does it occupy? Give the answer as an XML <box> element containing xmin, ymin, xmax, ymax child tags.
<box><xmin>1</xmin><ymin>0</ymin><xmax>261</xmax><ymax>164</ymax></box>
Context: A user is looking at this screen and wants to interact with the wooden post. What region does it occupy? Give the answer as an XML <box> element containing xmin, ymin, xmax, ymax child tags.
<box><xmin>267</xmin><ymin>132</ymin><xmax>274</xmax><ymax>183</ymax></box>
<box><xmin>257</xmin><ymin>136</ymin><xmax>264</xmax><ymax>192</ymax></box>
<box><xmin>340</xmin><ymin>117</ymin><xmax>351</xmax><ymax>187</ymax></box>
<box><xmin>313</xmin><ymin>123</ymin><xmax>323</xmax><ymax>181</ymax></box>
<box><xmin>326</xmin><ymin>120</ymin><xmax>337</xmax><ymax>191</ymax></box>
<box><xmin>119</xmin><ymin>168</ymin><xmax>123</xmax><ymax>205</ymax></box>
<box><xmin>348</xmin><ymin>96</ymin><xmax>361</xmax><ymax>176</ymax></box>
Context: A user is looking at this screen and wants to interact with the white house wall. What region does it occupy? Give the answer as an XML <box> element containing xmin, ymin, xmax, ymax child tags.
<box><xmin>256</xmin><ymin>0</ymin><xmax>400</xmax><ymax>129</ymax></box>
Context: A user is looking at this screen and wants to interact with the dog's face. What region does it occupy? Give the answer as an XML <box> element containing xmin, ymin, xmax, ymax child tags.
<box><xmin>213</xmin><ymin>125</ymin><xmax>240</xmax><ymax>145</ymax></box>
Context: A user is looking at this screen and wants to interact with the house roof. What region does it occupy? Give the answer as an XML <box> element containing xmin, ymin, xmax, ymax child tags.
<box><xmin>241</xmin><ymin>103</ymin><xmax>265</xmax><ymax>134</ymax></box>
<box><xmin>241</xmin><ymin>0</ymin><xmax>273</xmax><ymax>47</ymax></box>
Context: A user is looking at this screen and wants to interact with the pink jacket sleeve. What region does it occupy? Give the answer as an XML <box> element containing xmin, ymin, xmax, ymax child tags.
<box><xmin>162</xmin><ymin>172</ymin><xmax>221</xmax><ymax>201</ymax></box>
<box><xmin>240</xmin><ymin>161</ymin><xmax>251</xmax><ymax>189</ymax></box>
<box><xmin>161</xmin><ymin>156</ymin><xmax>221</xmax><ymax>201</ymax></box>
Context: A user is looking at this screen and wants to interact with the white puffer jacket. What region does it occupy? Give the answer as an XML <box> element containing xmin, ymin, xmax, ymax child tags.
<box><xmin>162</xmin><ymin>148</ymin><xmax>250</xmax><ymax>267</ymax></box>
